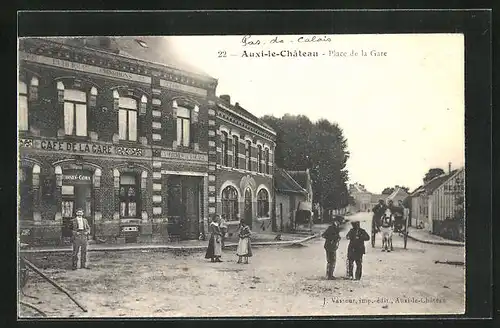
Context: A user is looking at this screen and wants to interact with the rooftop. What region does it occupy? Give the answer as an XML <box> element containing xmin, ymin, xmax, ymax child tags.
<box><xmin>274</xmin><ymin>168</ymin><xmax>307</xmax><ymax>195</ymax></box>
<box><xmin>41</xmin><ymin>36</ymin><xmax>216</xmax><ymax>81</ymax></box>
<box><xmin>287</xmin><ymin>170</ymin><xmax>310</xmax><ymax>191</ymax></box>
<box><xmin>217</xmin><ymin>96</ymin><xmax>276</xmax><ymax>135</ymax></box>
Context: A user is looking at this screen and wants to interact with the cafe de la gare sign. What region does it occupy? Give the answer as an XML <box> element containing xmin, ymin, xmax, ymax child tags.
<box><xmin>19</xmin><ymin>139</ymin><xmax>145</xmax><ymax>157</ymax></box>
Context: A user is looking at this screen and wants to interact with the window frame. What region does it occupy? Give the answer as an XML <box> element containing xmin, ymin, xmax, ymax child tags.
<box><xmin>257</xmin><ymin>145</ymin><xmax>263</xmax><ymax>173</ymax></box>
<box><xmin>176</xmin><ymin>106</ymin><xmax>191</xmax><ymax>148</ymax></box>
<box><xmin>257</xmin><ymin>189</ymin><xmax>270</xmax><ymax>218</ymax></box>
<box><xmin>18</xmin><ymin>81</ymin><xmax>29</xmax><ymax>131</ymax></box>
<box><xmin>232</xmin><ymin>135</ymin><xmax>239</xmax><ymax>168</ymax></box>
<box><xmin>265</xmin><ymin>148</ymin><xmax>270</xmax><ymax>174</ymax></box>
<box><xmin>245</xmin><ymin>140</ymin><xmax>252</xmax><ymax>171</ymax></box>
<box><xmin>63</xmin><ymin>89</ymin><xmax>88</xmax><ymax>137</ymax></box>
<box><xmin>118</xmin><ymin>96</ymin><xmax>138</xmax><ymax>142</ymax></box>
<box><xmin>119</xmin><ymin>174</ymin><xmax>140</xmax><ymax>218</ymax></box>
<box><xmin>222</xmin><ymin>186</ymin><xmax>239</xmax><ymax>221</ymax></box>
<box><xmin>221</xmin><ymin>131</ymin><xmax>229</xmax><ymax>167</ymax></box>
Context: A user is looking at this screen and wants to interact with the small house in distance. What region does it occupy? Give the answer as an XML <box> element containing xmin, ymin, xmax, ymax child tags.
<box><xmin>385</xmin><ymin>187</ymin><xmax>409</xmax><ymax>206</ymax></box>
<box><xmin>274</xmin><ymin>168</ymin><xmax>309</xmax><ymax>232</ymax></box>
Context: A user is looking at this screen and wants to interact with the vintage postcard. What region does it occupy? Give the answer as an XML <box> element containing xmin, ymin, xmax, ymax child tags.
<box><xmin>17</xmin><ymin>33</ymin><xmax>465</xmax><ymax>318</ymax></box>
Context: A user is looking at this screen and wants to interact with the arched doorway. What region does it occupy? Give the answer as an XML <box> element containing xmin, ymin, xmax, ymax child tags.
<box><xmin>244</xmin><ymin>188</ymin><xmax>253</xmax><ymax>228</ymax></box>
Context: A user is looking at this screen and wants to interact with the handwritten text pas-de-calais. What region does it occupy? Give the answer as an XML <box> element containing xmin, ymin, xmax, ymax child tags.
<box><xmin>216</xmin><ymin>35</ymin><xmax>388</xmax><ymax>59</ymax></box>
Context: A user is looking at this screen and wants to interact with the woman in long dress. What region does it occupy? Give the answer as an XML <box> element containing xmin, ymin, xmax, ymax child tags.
<box><xmin>236</xmin><ymin>219</ymin><xmax>252</xmax><ymax>264</ymax></box>
<box><xmin>205</xmin><ymin>215</ymin><xmax>223</xmax><ymax>262</ymax></box>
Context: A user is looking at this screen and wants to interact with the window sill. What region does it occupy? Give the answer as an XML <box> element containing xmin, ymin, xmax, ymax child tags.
<box><xmin>257</xmin><ymin>217</ymin><xmax>271</xmax><ymax>221</ymax></box>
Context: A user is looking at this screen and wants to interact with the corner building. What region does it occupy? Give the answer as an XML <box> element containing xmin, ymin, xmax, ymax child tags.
<box><xmin>18</xmin><ymin>37</ymin><xmax>219</xmax><ymax>245</ymax></box>
<box><xmin>214</xmin><ymin>95</ymin><xmax>276</xmax><ymax>238</ymax></box>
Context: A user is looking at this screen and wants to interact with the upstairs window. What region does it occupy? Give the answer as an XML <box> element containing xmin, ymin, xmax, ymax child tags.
<box><xmin>18</xmin><ymin>81</ymin><xmax>28</xmax><ymax>131</ymax></box>
<box><xmin>257</xmin><ymin>145</ymin><xmax>263</xmax><ymax>173</ymax></box>
<box><xmin>221</xmin><ymin>131</ymin><xmax>228</xmax><ymax>166</ymax></box>
<box><xmin>117</xmin><ymin>95</ymin><xmax>138</xmax><ymax>141</ymax></box>
<box><xmin>64</xmin><ymin>89</ymin><xmax>87</xmax><ymax>136</ymax></box>
<box><xmin>233</xmin><ymin>136</ymin><xmax>239</xmax><ymax>168</ymax></box>
<box><xmin>245</xmin><ymin>140</ymin><xmax>251</xmax><ymax>170</ymax></box>
<box><xmin>265</xmin><ymin>148</ymin><xmax>270</xmax><ymax>174</ymax></box>
<box><xmin>29</xmin><ymin>77</ymin><xmax>39</xmax><ymax>101</ymax></box>
<box><xmin>177</xmin><ymin>106</ymin><xmax>191</xmax><ymax>147</ymax></box>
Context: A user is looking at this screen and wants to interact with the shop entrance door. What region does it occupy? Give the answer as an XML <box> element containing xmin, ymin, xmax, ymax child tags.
<box><xmin>183</xmin><ymin>177</ymin><xmax>200</xmax><ymax>240</ymax></box>
<box><xmin>61</xmin><ymin>170</ymin><xmax>94</xmax><ymax>241</ymax></box>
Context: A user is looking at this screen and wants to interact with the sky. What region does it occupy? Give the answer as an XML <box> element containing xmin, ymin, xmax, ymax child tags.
<box><xmin>166</xmin><ymin>34</ymin><xmax>464</xmax><ymax>194</ymax></box>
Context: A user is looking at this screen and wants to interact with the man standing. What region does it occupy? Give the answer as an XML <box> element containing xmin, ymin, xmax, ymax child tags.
<box><xmin>371</xmin><ymin>199</ymin><xmax>387</xmax><ymax>233</ymax></box>
<box><xmin>322</xmin><ymin>218</ymin><xmax>341</xmax><ymax>280</ymax></box>
<box><xmin>72</xmin><ymin>208</ymin><xmax>91</xmax><ymax>270</ymax></box>
<box><xmin>346</xmin><ymin>221</ymin><xmax>370</xmax><ymax>280</ymax></box>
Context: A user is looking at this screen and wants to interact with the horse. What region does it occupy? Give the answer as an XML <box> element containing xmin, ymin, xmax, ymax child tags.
<box><xmin>380</xmin><ymin>208</ymin><xmax>394</xmax><ymax>252</ymax></box>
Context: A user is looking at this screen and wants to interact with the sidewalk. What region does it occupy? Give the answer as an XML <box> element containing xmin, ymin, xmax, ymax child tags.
<box><xmin>407</xmin><ymin>227</ymin><xmax>464</xmax><ymax>247</ymax></box>
<box><xmin>20</xmin><ymin>232</ymin><xmax>320</xmax><ymax>254</ymax></box>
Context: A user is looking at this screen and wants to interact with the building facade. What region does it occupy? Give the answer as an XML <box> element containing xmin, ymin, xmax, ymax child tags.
<box><xmin>18</xmin><ymin>37</ymin><xmax>219</xmax><ymax>245</ymax></box>
<box><xmin>274</xmin><ymin>168</ymin><xmax>308</xmax><ymax>233</ymax></box>
<box><xmin>408</xmin><ymin>167</ymin><xmax>464</xmax><ymax>239</ymax></box>
<box><xmin>214</xmin><ymin>95</ymin><xmax>276</xmax><ymax>239</ymax></box>
<box><xmin>349</xmin><ymin>183</ymin><xmax>372</xmax><ymax>212</ymax></box>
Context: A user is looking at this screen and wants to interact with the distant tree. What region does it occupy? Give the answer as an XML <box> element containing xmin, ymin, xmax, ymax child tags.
<box><xmin>261</xmin><ymin>114</ymin><xmax>351</xmax><ymax>211</ymax></box>
<box><xmin>382</xmin><ymin>187</ymin><xmax>395</xmax><ymax>195</ymax></box>
<box><xmin>423</xmin><ymin>168</ymin><xmax>445</xmax><ymax>184</ymax></box>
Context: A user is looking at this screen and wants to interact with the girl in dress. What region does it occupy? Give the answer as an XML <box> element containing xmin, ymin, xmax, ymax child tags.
<box><xmin>236</xmin><ymin>219</ymin><xmax>252</xmax><ymax>264</ymax></box>
<box><xmin>205</xmin><ymin>215</ymin><xmax>223</xmax><ymax>262</ymax></box>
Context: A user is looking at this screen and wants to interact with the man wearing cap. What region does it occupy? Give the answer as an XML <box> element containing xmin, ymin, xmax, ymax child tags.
<box><xmin>346</xmin><ymin>221</ymin><xmax>370</xmax><ymax>280</ymax></box>
<box><xmin>321</xmin><ymin>218</ymin><xmax>341</xmax><ymax>280</ymax></box>
<box><xmin>72</xmin><ymin>209</ymin><xmax>91</xmax><ymax>270</ymax></box>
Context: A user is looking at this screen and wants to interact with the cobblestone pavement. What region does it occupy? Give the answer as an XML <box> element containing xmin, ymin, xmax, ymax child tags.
<box><xmin>18</xmin><ymin>213</ymin><xmax>465</xmax><ymax>318</ymax></box>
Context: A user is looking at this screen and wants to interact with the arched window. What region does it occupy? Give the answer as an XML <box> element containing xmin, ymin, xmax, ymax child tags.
<box><xmin>177</xmin><ymin>106</ymin><xmax>191</xmax><ymax>147</ymax></box>
<box><xmin>64</xmin><ymin>89</ymin><xmax>87</xmax><ymax>136</ymax></box>
<box><xmin>257</xmin><ymin>145</ymin><xmax>263</xmax><ymax>173</ymax></box>
<box><xmin>117</xmin><ymin>96</ymin><xmax>138</xmax><ymax>141</ymax></box>
<box><xmin>222</xmin><ymin>186</ymin><xmax>239</xmax><ymax>221</ymax></box>
<box><xmin>221</xmin><ymin>131</ymin><xmax>228</xmax><ymax>166</ymax></box>
<box><xmin>257</xmin><ymin>189</ymin><xmax>269</xmax><ymax>218</ymax></box>
<box><xmin>18</xmin><ymin>81</ymin><xmax>28</xmax><ymax>131</ymax></box>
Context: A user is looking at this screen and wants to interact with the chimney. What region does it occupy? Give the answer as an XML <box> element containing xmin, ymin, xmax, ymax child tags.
<box><xmin>220</xmin><ymin>95</ymin><xmax>231</xmax><ymax>103</ymax></box>
<box><xmin>235</xmin><ymin>102</ymin><xmax>240</xmax><ymax>107</ymax></box>
<box><xmin>448</xmin><ymin>162</ymin><xmax>452</xmax><ymax>174</ymax></box>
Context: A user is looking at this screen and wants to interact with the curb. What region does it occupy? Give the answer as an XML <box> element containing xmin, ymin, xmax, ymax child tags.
<box><xmin>20</xmin><ymin>234</ymin><xmax>320</xmax><ymax>254</ymax></box>
<box><xmin>407</xmin><ymin>234</ymin><xmax>464</xmax><ymax>247</ymax></box>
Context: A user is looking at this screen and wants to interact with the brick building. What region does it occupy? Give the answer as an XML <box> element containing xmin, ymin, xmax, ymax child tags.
<box><xmin>214</xmin><ymin>95</ymin><xmax>276</xmax><ymax>239</ymax></box>
<box><xmin>17</xmin><ymin>37</ymin><xmax>219</xmax><ymax>245</ymax></box>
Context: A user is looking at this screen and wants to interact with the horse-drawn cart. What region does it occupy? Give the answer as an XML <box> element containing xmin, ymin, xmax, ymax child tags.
<box><xmin>371</xmin><ymin>209</ymin><xmax>409</xmax><ymax>250</ymax></box>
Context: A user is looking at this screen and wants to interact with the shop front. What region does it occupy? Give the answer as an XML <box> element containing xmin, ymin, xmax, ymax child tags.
<box><xmin>166</xmin><ymin>175</ymin><xmax>204</xmax><ymax>241</ymax></box>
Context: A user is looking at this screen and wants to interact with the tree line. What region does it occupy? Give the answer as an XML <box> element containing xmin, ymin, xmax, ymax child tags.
<box><xmin>261</xmin><ymin>114</ymin><xmax>351</xmax><ymax>214</ymax></box>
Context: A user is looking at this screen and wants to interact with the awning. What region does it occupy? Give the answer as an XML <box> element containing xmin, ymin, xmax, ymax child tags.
<box><xmin>298</xmin><ymin>201</ymin><xmax>312</xmax><ymax>211</ymax></box>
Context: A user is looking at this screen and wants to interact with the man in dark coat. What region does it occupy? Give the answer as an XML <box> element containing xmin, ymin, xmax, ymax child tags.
<box><xmin>371</xmin><ymin>199</ymin><xmax>387</xmax><ymax>233</ymax></box>
<box><xmin>322</xmin><ymin>219</ymin><xmax>341</xmax><ymax>280</ymax></box>
<box><xmin>346</xmin><ymin>221</ymin><xmax>370</xmax><ymax>280</ymax></box>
